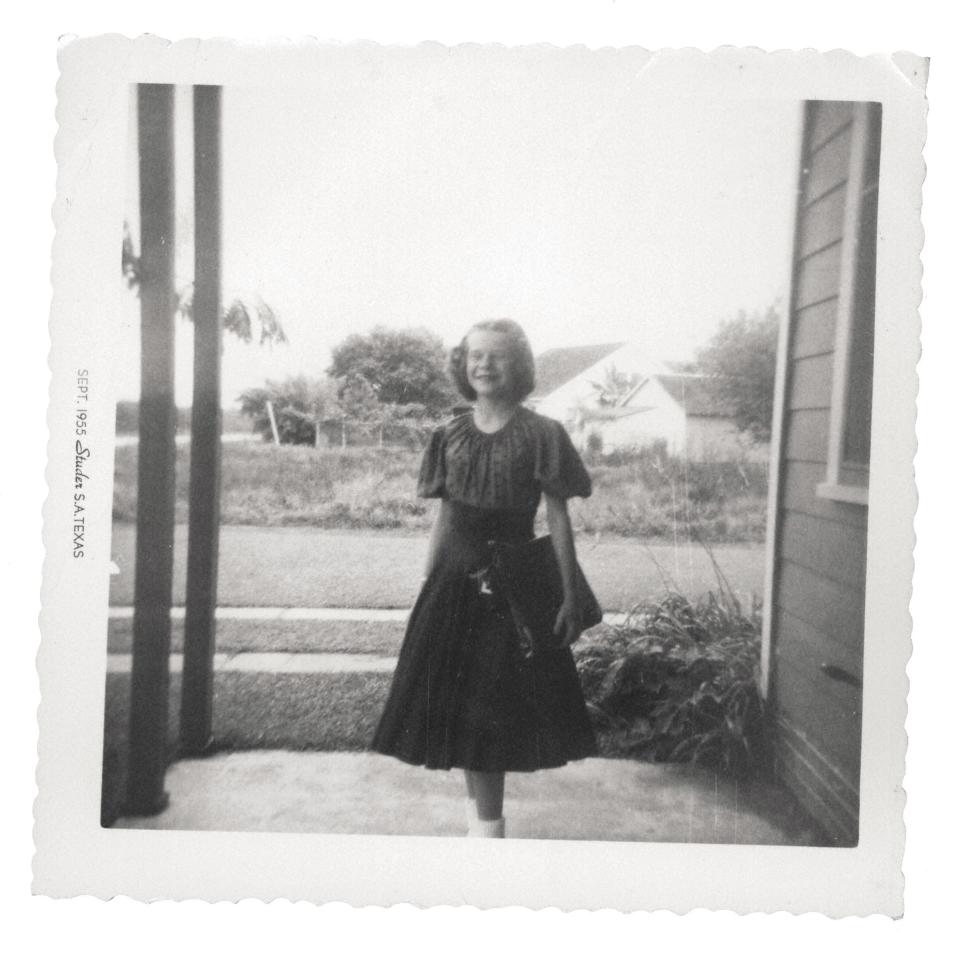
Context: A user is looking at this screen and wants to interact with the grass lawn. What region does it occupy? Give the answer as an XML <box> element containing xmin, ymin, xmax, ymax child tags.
<box><xmin>109</xmin><ymin>523</ymin><xmax>766</xmax><ymax>612</ymax></box>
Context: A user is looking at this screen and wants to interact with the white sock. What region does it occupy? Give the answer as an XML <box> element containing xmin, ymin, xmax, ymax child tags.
<box><xmin>468</xmin><ymin>816</ymin><xmax>505</xmax><ymax>839</ymax></box>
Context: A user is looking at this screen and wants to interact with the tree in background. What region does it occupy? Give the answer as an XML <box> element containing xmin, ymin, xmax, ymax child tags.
<box><xmin>696</xmin><ymin>305</ymin><xmax>781</xmax><ymax>443</ymax></box>
<box><xmin>588</xmin><ymin>363</ymin><xmax>643</xmax><ymax>407</ymax></box>
<box><xmin>328</xmin><ymin>326</ymin><xmax>456</xmax><ymax>415</ymax></box>
<box><xmin>238</xmin><ymin>376</ymin><xmax>341</xmax><ymax>446</ymax></box>
<box><xmin>123</xmin><ymin>221</ymin><xmax>287</xmax><ymax>346</ymax></box>
<box><xmin>337</xmin><ymin>378</ymin><xmax>380</xmax><ymax>425</ymax></box>
<box><xmin>336</xmin><ymin>379</ymin><xmax>381</xmax><ymax>447</ymax></box>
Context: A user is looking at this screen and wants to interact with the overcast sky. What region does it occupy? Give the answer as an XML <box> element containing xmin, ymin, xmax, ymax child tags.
<box><xmin>120</xmin><ymin>52</ymin><xmax>801</xmax><ymax>405</ymax></box>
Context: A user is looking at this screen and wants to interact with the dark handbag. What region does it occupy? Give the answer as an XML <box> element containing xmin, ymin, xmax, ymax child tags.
<box><xmin>487</xmin><ymin>535</ymin><xmax>602</xmax><ymax>659</ymax></box>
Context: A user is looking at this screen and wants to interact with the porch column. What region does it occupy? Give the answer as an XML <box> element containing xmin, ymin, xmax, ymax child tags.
<box><xmin>181</xmin><ymin>85</ymin><xmax>223</xmax><ymax>755</ymax></box>
<box><xmin>126</xmin><ymin>83</ymin><xmax>177</xmax><ymax>815</ymax></box>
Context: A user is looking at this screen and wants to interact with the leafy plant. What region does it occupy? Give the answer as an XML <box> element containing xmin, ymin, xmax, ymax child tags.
<box><xmin>575</xmin><ymin>567</ymin><xmax>768</xmax><ymax>774</ymax></box>
<box><xmin>122</xmin><ymin>219</ymin><xmax>287</xmax><ymax>346</ymax></box>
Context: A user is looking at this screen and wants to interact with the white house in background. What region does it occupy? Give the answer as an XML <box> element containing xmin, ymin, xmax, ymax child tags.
<box><xmin>528</xmin><ymin>341</ymin><xmax>766</xmax><ymax>462</ymax></box>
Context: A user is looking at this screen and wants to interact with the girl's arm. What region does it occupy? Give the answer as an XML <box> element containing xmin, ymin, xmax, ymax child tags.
<box><xmin>422</xmin><ymin>506</ymin><xmax>444</xmax><ymax>579</ymax></box>
<box><xmin>544</xmin><ymin>493</ymin><xmax>582</xmax><ymax>647</ymax></box>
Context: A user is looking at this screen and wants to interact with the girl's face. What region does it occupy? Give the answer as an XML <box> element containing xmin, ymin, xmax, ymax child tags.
<box><xmin>465</xmin><ymin>329</ymin><xmax>515</xmax><ymax>401</ymax></box>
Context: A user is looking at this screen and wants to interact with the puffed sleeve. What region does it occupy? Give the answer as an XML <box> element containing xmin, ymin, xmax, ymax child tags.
<box><xmin>534</xmin><ymin>417</ymin><xmax>592</xmax><ymax>500</ymax></box>
<box><xmin>416</xmin><ymin>426</ymin><xmax>447</xmax><ymax>498</ymax></box>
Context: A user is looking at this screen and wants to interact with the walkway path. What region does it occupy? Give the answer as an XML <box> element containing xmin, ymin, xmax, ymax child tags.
<box><xmin>106</xmin><ymin>651</ymin><xmax>398</xmax><ymax>674</ymax></box>
<box><xmin>108</xmin><ymin>605</ymin><xmax>633</xmax><ymax>624</ymax></box>
<box><xmin>110</xmin><ymin>605</ymin><xmax>411</xmax><ymax>622</ymax></box>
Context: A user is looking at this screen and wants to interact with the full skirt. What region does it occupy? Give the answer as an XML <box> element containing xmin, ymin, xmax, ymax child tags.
<box><xmin>371</xmin><ymin>569</ymin><xmax>598</xmax><ymax>772</ymax></box>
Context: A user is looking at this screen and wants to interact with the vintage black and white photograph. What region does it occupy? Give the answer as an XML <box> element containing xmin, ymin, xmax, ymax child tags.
<box><xmin>36</xmin><ymin>39</ymin><xmax>924</xmax><ymax>913</ymax></box>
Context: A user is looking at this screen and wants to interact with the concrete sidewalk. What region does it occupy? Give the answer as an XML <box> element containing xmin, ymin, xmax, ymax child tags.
<box><xmin>106</xmin><ymin>651</ymin><xmax>399</xmax><ymax>674</ymax></box>
<box><xmin>108</xmin><ymin>605</ymin><xmax>634</xmax><ymax>624</ymax></box>
<box><xmin>113</xmin><ymin>750</ymin><xmax>823</xmax><ymax>845</ymax></box>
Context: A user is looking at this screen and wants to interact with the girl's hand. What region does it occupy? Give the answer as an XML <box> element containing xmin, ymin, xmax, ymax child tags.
<box><xmin>553</xmin><ymin>599</ymin><xmax>582</xmax><ymax>648</ymax></box>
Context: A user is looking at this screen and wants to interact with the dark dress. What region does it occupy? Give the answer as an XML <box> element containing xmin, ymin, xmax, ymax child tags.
<box><xmin>370</xmin><ymin>405</ymin><xmax>599</xmax><ymax>772</ymax></box>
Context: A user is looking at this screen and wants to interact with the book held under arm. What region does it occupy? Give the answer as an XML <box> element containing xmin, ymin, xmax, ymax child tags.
<box><xmin>487</xmin><ymin>535</ymin><xmax>603</xmax><ymax>659</ymax></box>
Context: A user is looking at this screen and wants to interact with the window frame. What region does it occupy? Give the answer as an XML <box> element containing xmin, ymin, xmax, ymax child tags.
<box><xmin>816</xmin><ymin>103</ymin><xmax>877</xmax><ymax>507</ymax></box>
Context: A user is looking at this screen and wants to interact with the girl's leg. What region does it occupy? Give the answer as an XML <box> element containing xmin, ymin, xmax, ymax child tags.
<box><xmin>464</xmin><ymin>769</ymin><xmax>505</xmax><ymax>820</ymax></box>
<box><xmin>463</xmin><ymin>770</ymin><xmax>506</xmax><ymax>836</ymax></box>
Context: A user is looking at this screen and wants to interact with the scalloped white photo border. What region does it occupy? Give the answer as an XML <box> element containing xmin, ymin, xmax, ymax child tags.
<box><xmin>36</xmin><ymin>38</ymin><xmax>925</xmax><ymax>915</ymax></box>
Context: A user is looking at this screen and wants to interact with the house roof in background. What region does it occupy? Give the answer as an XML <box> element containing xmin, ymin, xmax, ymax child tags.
<box><xmin>531</xmin><ymin>342</ymin><xmax>628</xmax><ymax>398</ymax></box>
<box><xmin>656</xmin><ymin>374</ymin><xmax>734</xmax><ymax>417</ymax></box>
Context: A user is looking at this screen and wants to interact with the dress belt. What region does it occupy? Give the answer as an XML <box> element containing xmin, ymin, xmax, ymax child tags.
<box><xmin>441</xmin><ymin>500</ymin><xmax>535</xmax><ymax>543</ymax></box>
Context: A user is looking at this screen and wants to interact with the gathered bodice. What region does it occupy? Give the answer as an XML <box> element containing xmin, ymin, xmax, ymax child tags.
<box><xmin>416</xmin><ymin>406</ymin><xmax>591</xmax><ymax>578</ymax></box>
<box><xmin>417</xmin><ymin>406</ymin><xmax>591</xmax><ymax>513</ymax></box>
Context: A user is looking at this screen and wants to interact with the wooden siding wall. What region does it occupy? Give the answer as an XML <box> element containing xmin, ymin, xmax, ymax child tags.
<box><xmin>770</xmin><ymin>101</ymin><xmax>869</xmax><ymax>846</ymax></box>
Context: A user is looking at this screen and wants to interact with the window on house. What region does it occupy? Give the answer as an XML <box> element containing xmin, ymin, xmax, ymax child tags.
<box><xmin>817</xmin><ymin>102</ymin><xmax>882</xmax><ymax>505</ymax></box>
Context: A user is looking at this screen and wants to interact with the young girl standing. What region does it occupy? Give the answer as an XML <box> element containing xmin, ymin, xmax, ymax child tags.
<box><xmin>371</xmin><ymin>319</ymin><xmax>598</xmax><ymax>838</ymax></box>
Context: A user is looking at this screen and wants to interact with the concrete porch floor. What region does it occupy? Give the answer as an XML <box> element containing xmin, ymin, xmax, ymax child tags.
<box><xmin>113</xmin><ymin>751</ymin><xmax>824</xmax><ymax>845</ymax></box>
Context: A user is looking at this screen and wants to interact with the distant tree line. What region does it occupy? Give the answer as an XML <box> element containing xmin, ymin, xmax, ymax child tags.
<box><xmin>235</xmin><ymin>311</ymin><xmax>782</xmax><ymax>449</ymax></box>
<box><xmin>238</xmin><ymin>327</ymin><xmax>459</xmax><ymax>447</ymax></box>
